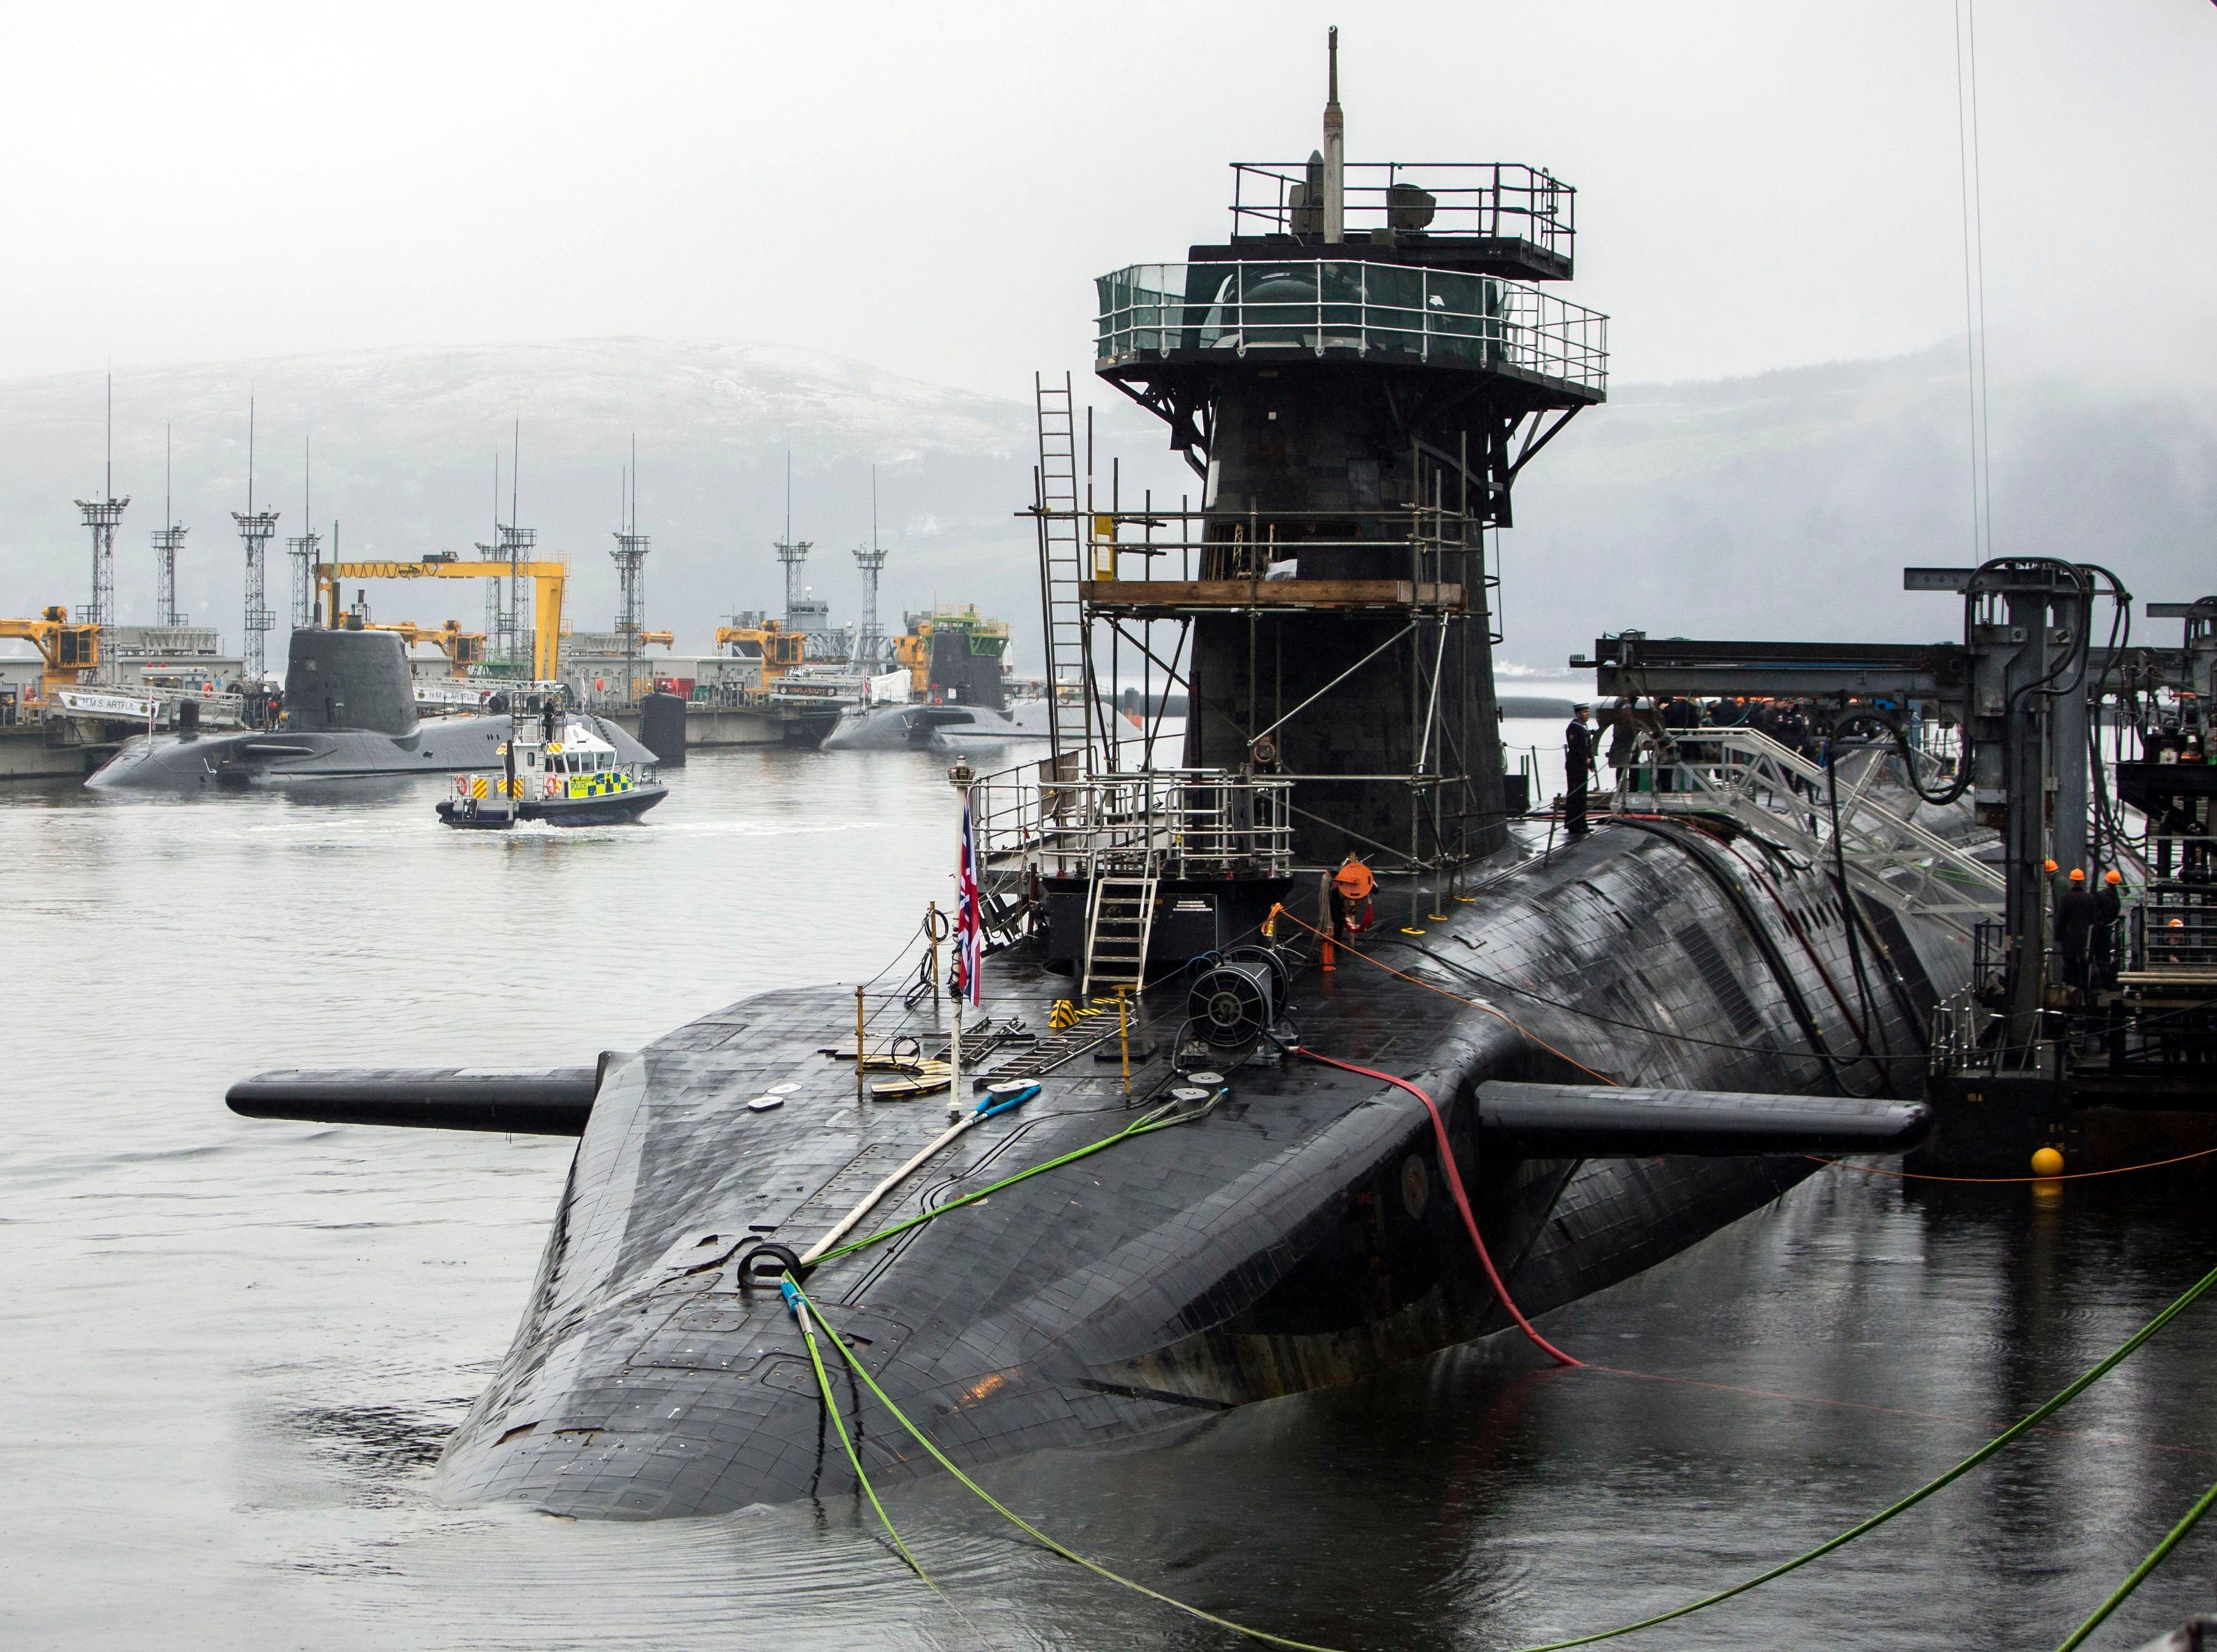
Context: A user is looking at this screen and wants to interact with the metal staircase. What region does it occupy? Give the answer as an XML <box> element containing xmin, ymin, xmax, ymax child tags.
<box><xmin>1081</xmin><ymin>861</ymin><xmax>1159</xmax><ymax>995</ymax></box>
<box><xmin>1034</xmin><ymin>372</ymin><xmax>1089</xmax><ymax>758</ymax></box>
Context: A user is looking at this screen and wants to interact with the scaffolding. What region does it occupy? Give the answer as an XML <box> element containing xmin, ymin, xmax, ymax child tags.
<box><xmin>1026</xmin><ymin>411</ymin><xmax>1504</xmax><ymax>889</ymax></box>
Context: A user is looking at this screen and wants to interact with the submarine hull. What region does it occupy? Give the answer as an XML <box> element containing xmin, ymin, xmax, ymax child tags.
<box><xmin>87</xmin><ymin>625</ymin><xmax>657</xmax><ymax>790</ymax></box>
<box><xmin>428</xmin><ymin>822</ymin><xmax>1967</xmax><ymax>1518</ymax></box>
<box><xmin>821</xmin><ymin>700</ymin><xmax>1057</xmax><ymax>753</ymax></box>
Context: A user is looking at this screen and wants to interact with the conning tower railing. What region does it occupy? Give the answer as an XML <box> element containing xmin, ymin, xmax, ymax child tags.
<box><xmin>1229</xmin><ymin>161</ymin><xmax>1575</xmax><ymax>269</ymax></box>
<box><xmin>970</xmin><ymin>756</ymin><xmax>1294</xmax><ymax>882</ymax></box>
<box><xmin>1096</xmin><ymin>262</ymin><xmax>1608</xmax><ymax>399</ymax></box>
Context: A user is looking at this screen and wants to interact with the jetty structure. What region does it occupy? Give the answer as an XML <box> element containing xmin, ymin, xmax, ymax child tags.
<box><xmin>220</xmin><ymin>34</ymin><xmax>2217</xmax><ymax>1527</ymax></box>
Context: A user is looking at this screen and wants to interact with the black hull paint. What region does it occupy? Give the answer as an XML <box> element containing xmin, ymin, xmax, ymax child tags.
<box><xmin>430</xmin><ymin>820</ymin><xmax>1968</xmax><ymax>1517</ymax></box>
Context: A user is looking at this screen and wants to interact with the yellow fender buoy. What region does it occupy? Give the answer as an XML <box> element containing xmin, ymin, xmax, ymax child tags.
<box><xmin>2030</xmin><ymin>1146</ymin><xmax>2066</xmax><ymax>1178</ymax></box>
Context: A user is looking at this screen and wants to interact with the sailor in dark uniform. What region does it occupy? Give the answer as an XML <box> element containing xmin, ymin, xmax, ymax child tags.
<box><xmin>1564</xmin><ymin>704</ymin><xmax>1596</xmax><ymax>838</ymax></box>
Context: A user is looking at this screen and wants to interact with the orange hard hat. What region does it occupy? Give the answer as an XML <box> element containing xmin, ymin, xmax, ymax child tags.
<box><xmin>2169</xmin><ymin>918</ymin><xmax>2185</xmax><ymax>929</ymax></box>
<box><xmin>2043</xmin><ymin>858</ymin><xmax>2059</xmax><ymax>874</ymax></box>
<box><xmin>2105</xmin><ymin>870</ymin><xmax>2123</xmax><ymax>886</ymax></box>
<box><xmin>2068</xmin><ymin>868</ymin><xmax>2085</xmax><ymax>882</ymax></box>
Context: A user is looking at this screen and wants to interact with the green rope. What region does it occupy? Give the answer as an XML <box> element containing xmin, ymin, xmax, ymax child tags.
<box><xmin>789</xmin><ymin>1289</ymin><xmax>937</xmax><ymax>1592</ymax></box>
<box><xmin>794</xmin><ymin>1255</ymin><xmax>2217</xmax><ymax>1652</ymax></box>
<box><xmin>809</xmin><ymin>1103</ymin><xmax>1185</xmax><ymax>1266</ymax></box>
<box><xmin>790</xmin><ymin>1279</ymin><xmax>1345</xmax><ymax>1652</ymax></box>
<box><xmin>1514</xmin><ymin>1257</ymin><xmax>2217</xmax><ymax>1651</ymax></box>
<box><xmin>2054</xmin><ymin>1474</ymin><xmax>2217</xmax><ymax>1652</ymax></box>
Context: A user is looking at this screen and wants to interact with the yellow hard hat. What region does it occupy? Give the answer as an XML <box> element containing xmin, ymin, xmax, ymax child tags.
<box><xmin>2069</xmin><ymin>867</ymin><xmax>2086</xmax><ymax>882</ymax></box>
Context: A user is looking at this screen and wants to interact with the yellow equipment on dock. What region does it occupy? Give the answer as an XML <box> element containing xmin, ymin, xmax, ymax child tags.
<box><xmin>0</xmin><ymin>607</ymin><xmax>101</xmax><ymax>699</ymax></box>
<box><xmin>315</xmin><ymin>558</ymin><xmax>568</xmax><ymax>680</ymax></box>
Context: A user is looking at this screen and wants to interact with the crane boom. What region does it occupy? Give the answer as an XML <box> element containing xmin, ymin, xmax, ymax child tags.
<box><xmin>317</xmin><ymin>560</ymin><xmax>566</xmax><ymax>680</ymax></box>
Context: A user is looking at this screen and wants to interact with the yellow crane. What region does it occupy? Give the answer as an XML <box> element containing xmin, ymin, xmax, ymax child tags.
<box><xmin>714</xmin><ymin>620</ymin><xmax>806</xmax><ymax>687</ymax></box>
<box><xmin>316</xmin><ymin>557</ymin><xmax>567</xmax><ymax>680</ymax></box>
<box><xmin>0</xmin><ymin>606</ymin><xmax>100</xmax><ymax>699</ymax></box>
<box><xmin>359</xmin><ymin>620</ymin><xmax>487</xmax><ymax>678</ymax></box>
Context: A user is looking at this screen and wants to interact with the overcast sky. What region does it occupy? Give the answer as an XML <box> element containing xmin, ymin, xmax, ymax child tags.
<box><xmin>5</xmin><ymin>1</ymin><xmax>2214</xmax><ymax>401</ymax></box>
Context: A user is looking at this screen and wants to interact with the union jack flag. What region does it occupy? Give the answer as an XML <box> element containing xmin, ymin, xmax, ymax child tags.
<box><xmin>953</xmin><ymin>796</ymin><xmax>984</xmax><ymax>1007</ymax></box>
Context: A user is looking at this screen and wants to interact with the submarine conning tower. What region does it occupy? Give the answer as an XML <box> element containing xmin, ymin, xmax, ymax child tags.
<box><xmin>1081</xmin><ymin>29</ymin><xmax>1607</xmax><ymax>876</ymax></box>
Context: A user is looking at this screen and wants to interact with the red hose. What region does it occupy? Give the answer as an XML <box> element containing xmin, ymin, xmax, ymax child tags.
<box><xmin>1292</xmin><ymin>1048</ymin><xmax>1582</xmax><ymax>1368</ymax></box>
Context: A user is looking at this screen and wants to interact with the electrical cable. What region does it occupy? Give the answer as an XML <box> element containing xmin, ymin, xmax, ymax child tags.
<box><xmin>1601</xmin><ymin>816</ymin><xmax>1862</xmax><ymax>1095</ymax></box>
<box><xmin>785</xmin><ymin>1278</ymin><xmax>1345</xmax><ymax>1652</ymax></box>
<box><xmin>777</xmin><ymin>1256</ymin><xmax>2217</xmax><ymax>1652</ymax></box>
<box><xmin>2053</xmin><ymin>1474</ymin><xmax>2217</xmax><ymax>1652</ymax></box>
<box><xmin>1290</xmin><ymin>1048</ymin><xmax>1582</xmax><ymax>1368</ymax></box>
<box><xmin>1809</xmin><ymin>1147</ymin><xmax>2217</xmax><ymax>1185</ymax></box>
<box><xmin>1269</xmin><ymin>907</ymin><xmax>1620</xmax><ymax>1086</ymax></box>
<box><xmin>1511</xmin><ymin>1255</ymin><xmax>2217</xmax><ymax>1651</ymax></box>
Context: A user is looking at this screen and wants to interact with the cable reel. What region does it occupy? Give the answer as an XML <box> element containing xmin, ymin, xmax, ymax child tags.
<box><xmin>1187</xmin><ymin>946</ymin><xmax>1290</xmax><ymax>1051</ymax></box>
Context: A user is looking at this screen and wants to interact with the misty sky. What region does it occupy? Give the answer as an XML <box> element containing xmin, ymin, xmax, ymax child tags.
<box><xmin>6</xmin><ymin>1</ymin><xmax>2216</xmax><ymax>403</ymax></box>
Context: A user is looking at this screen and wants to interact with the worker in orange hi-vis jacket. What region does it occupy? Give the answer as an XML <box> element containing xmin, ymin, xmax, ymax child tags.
<box><xmin>1331</xmin><ymin>854</ymin><xmax>1376</xmax><ymax>944</ymax></box>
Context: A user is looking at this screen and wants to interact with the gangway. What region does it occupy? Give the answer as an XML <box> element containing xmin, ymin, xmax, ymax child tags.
<box><xmin>1622</xmin><ymin>724</ymin><xmax>2003</xmax><ymax>937</ymax></box>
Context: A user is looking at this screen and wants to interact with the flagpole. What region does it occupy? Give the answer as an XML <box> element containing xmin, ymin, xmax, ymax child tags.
<box><xmin>949</xmin><ymin>993</ymin><xmax>962</xmax><ymax>1121</ymax></box>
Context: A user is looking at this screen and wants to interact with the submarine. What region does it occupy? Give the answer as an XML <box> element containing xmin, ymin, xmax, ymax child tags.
<box><xmin>230</xmin><ymin>39</ymin><xmax>1979</xmax><ymax>1522</ymax></box>
<box><xmin>87</xmin><ymin>624</ymin><xmax>654</xmax><ymax>790</ymax></box>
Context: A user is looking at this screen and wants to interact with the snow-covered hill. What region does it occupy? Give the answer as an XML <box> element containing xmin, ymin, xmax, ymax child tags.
<box><xmin>0</xmin><ymin>340</ymin><xmax>1111</xmax><ymax>667</ymax></box>
<box><xmin>4</xmin><ymin>336</ymin><xmax>2211</xmax><ymax>677</ymax></box>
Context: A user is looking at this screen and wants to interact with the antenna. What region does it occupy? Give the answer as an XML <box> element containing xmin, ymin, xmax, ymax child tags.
<box><xmin>611</xmin><ymin>431</ymin><xmax>651</xmax><ymax>701</ymax></box>
<box><xmin>773</xmin><ymin>454</ymin><xmax>813</xmax><ymax>632</ymax></box>
<box><xmin>1322</xmin><ymin>25</ymin><xmax>1345</xmax><ymax>245</ymax></box>
<box><xmin>76</xmin><ymin>376</ymin><xmax>129</xmax><ymax>653</ymax></box>
<box><xmin>285</xmin><ymin>429</ymin><xmax>322</xmax><ymax>632</ymax></box>
<box><xmin>153</xmin><ymin>424</ymin><xmax>186</xmax><ymax>629</ymax></box>
<box><xmin>852</xmin><ymin>462</ymin><xmax>888</xmax><ymax>673</ymax></box>
<box><xmin>231</xmin><ymin>397</ymin><xmax>281</xmax><ymax>678</ymax></box>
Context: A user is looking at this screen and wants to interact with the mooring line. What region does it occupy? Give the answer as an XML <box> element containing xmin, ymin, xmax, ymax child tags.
<box><xmin>2053</xmin><ymin>1473</ymin><xmax>2217</xmax><ymax>1651</ymax></box>
<box><xmin>778</xmin><ymin>1259</ymin><xmax>2217</xmax><ymax>1652</ymax></box>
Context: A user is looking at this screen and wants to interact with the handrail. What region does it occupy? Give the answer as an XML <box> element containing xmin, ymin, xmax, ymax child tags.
<box><xmin>1228</xmin><ymin>161</ymin><xmax>1575</xmax><ymax>260</ymax></box>
<box><xmin>1620</xmin><ymin>725</ymin><xmax>2002</xmax><ymax>932</ymax></box>
<box><xmin>1096</xmin><ymin>260</ymin><xmax>1608</xmax><ymax>398</ymax></box>
<box><xmin>969</xmin><ymin>758</ymin><xmax>1295</xmax><ymax>880</ymax></box>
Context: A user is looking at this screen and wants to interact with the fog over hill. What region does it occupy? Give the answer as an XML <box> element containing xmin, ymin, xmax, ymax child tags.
<box><xmin>3</xmin><ymin>337</ymin><xmax>2211</xmax><ymax>677</ymax></box>
<box><xmin>1502</xmin><ymin>341</ymin><xmax>2217</xmax><ymax>679</ymax></box>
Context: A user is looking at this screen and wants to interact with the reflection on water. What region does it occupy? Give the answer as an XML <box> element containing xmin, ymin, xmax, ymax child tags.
<box><xmin>3</xmin><ymin>748</ymin><xmax>2212</xmax><ymax>1649</ymax></box>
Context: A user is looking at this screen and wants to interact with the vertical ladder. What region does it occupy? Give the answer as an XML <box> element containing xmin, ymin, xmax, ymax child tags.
<box><xmin>1035</xmin><ymin>372</ymin><xmax>1089</xmax><ymax>760</ymax></box>
<box><xmin>1081</xmin><ymin>862</ymin><xmax>1159</xmax><ymax>996</ymax></box>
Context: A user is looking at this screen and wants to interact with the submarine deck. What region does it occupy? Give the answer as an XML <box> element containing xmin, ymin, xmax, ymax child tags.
<box><xmin>430</xmin><ymin>811</ymin><xmax>1962</xmax><ymax>1516</ymax></box>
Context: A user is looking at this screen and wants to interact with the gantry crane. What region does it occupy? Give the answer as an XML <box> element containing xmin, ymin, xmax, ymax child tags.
<box><xmin>0</xmin><ymin>606</ymin><xmax>101</xmax><ymax>699</ymax></box>
<box><xmin>316</xmin><ymin>556</ymin><xmax>567</xmax><ymax>680</ymax></box>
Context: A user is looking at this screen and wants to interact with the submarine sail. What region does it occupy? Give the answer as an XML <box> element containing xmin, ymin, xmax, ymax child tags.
<box><xmin>230</xmin><ymin>35</ymin><xmax>1978</xmax><ymax>1520</ymax></box>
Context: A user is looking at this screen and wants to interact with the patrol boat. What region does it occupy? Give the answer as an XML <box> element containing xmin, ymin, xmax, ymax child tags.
<box><xmin>438</xmin><ymin>700</ymin><xmax>666</xmax><ymax>828</ymax></box>
<box><xmin>229</xmin><ymin>39</ymin><xmax>1979</xmax><ymax>1522</ymax></box>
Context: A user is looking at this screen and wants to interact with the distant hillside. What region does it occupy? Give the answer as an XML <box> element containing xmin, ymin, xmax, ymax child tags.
<box><xmin>3</xmin><ymin>337</ymin><xmax>2211</xmax><ymax>677</ymax></box>
<box><xmin>1502</xmin><ymin>343</ymin><xmax>2217</xmax><ymax>672</ymax></box>
<box><xmin>0</xmin><ymin>340</ymin><xmax>1071</xmax><ymax>664</ymax></box>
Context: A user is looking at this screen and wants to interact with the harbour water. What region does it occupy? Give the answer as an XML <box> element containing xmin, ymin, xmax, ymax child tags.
<box><xmin>5</xmin><ymin>734</ymin><xmax>2213</xmax><ymax>1649</ymax></box>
